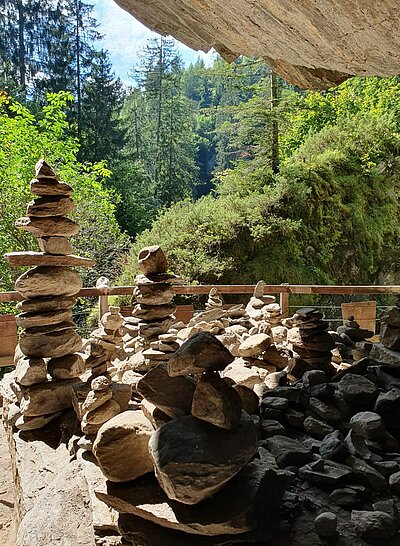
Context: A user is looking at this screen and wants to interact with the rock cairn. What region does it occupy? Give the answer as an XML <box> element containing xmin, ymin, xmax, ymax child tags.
<box><xmin>96</xmin><ymin>331</ymin><xmax>288</xmax><ymax>543</ymax></box>
<box><xmin>332</xmin><ymin>315</ymin><xmax>374</xmax><ymax>367</ymax></box>
<box><xmin>5</xmin><ymin>159</ymin><xmax>94</xmax><ymax>431</ymax></box>
<box><xmin>205</xmin><ymin>287</ymin><xmax>223</xmax><ymax>310</ymax></box>
<box><xmin>71</xmin><ymin>305</ymin><xmax>131</xmax><ymax>450</ymax></box>
<box><xmin>370</xmin><ymin>297</ymin><xmax>400</xmax><ymax>369</ymax></box>
<box><xmin>284</xmin><ymin>307</ymin><xmax>335</xmax><ymax>379</ymax></box>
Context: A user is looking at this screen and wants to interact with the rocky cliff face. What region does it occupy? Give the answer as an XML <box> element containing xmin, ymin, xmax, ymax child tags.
<box><xmin>114</xmin><ymin>0</ymin><xmax>400</xmax><ymax>89</ymax></box>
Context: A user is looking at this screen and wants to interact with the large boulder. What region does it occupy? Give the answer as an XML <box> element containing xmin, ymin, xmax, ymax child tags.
<box><xmin>93</xmin><ymin>410</ymin><xmax>154</xmax><ymax>482</ymax></box>
<box><xmin>148</xmin><ymin>412</ymin><xmax>258</xmax><ymax>504</ymax></box>
<box><xmin>168</xmin><ymin>332</ymin><xmax>234</xmax><ymax>376</ymax></box>
<box><xmin>20</xmin><ymin>326</ymin><xmax>82</xmax><ymax>359</ymax></box>
<box><xmin>97</xmin><ymin>448</ymin><xmax>288</xmax><ymax>536</ymax></box>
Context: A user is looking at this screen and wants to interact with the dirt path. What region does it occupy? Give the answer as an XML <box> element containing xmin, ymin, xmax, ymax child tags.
<box><xmin>0</xmin><ymin>411</ymin><xmax>16</xmax><ymax>546</ymax></box>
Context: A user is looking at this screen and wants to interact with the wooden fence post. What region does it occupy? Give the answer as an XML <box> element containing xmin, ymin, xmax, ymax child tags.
<box><xmin>96</xmin><ymin>276</ymin><xmax>110</xmax><ymax>323</ymax></box>
<box><xmin>280</xmin><ymin>283</ymin><xmax>290</xmax><ymax>318</ymax></box>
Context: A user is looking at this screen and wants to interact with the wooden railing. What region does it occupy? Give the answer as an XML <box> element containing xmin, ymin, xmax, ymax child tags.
<box><xmin>1</xmin><ymin>283</ymin><xmax>399</xmax><ymax>319</ymax></box>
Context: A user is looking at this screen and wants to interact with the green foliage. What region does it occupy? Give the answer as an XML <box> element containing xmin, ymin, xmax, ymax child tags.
<box><xmin>119</xmin><ymin>84</ymin><xmax>400</xmax><ymax>288</ymax></box>
<box><xmin>0</xmin><ymin>91</ymin><xmax>129</xmax><ymax>291</ymax></box>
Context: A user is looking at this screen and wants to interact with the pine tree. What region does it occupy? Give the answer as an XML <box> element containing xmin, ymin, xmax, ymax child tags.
<box><xmin>80</xmin><ymin>49</ymin><xmax>124</xmax><ymax>163</ymax></box>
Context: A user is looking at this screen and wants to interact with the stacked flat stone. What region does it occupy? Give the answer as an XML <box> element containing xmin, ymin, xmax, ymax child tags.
<box><xmin>5</xmin><ymin>159</ymin><xmax>94</xmax><ymax>431</ymax></box>
<box><xmin>132</xmin><ymin>246</ymin><xmax>180</xmax><ymax>365</ymax></box>
<box><xmin>332</xmin><ymin>316</ymin><xmax>374</xmax><ymax>366</ymax></box>
<box><xmin>370</xmin><ymin>297</ymin><xmax>400</xmax><ymax>369</ymax></box>
<box><xmin>285</xmin><ymin>307</ymin><xmax>335</xmax><ymax>379</ymax></box>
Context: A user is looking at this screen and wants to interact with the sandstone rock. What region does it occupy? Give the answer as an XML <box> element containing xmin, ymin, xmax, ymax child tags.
<box><xmin>389</xmin><ymin>470</ymin><xmax>400</xmax><ymax>494</ymax></box>
<box><xmin>15</xmin><ymin>266</ymin><xmax>82</xmax><ymax>298</ymax></box>
<box><xmin>79</xmin><ymin>389</ymin><xmax>113</xmax><ymax>416</ymax></box>
<box><xmin>85</xmin><ymin>399</ymin><xmax>121</xmax><ymax>425</ymax></box>
<box><xmin>38</xmin><ymin>236</ymin><xmax>73</xmax><ymax>255</ymax></box>
<box><xmin>47</xmin><ymin>353</ymin><xmax>85</xmax><ymax>380</ymax></box>
<box><xmin>137</xmin><ymin>364</ymin><xmax>195</xmax><ymax>418</ymax></box>
<box><xmin>16</xmin><ymin>307</ymin><xmax>73</xmax><ymax>328</ymax></box>
<box><xmin>271</xmin><ymin>325</ymin><xmax>287</xmax><ymax>343</ymax></box>
<box><xmin>141</xmin><ymin>399</ymin><xmax>172</xmax><ymax>428</ymax></box>
<box><xmin>139</xmin><ymin>316</ymin><xmax>174</xmax><ymax>339</ymax></box>
<box><xmin>223</xmin><ymin>360</ymin><xmax>267</xmax><ymax>388</ymax></box>
<box><xmin>168</xmin><ymin>332</ymin><xmax>234</xmax><ymax>376</ymax></box>
<box><xmin>35</xmin><ymin>158</ymin><xmax>57</xmax><ymax>178</ymax></box>
<box><xmin>351</xmin><ymin>510</ymin><xmax>397</xmax><ymax>539</ymax></box>
<box><xmin>308</xmin><ymin>397</ymin><xmax>342</xmax><ymax>422</ymax></box>
<box><xmin>101</xmin><ymin>307</ymin><xmax>124</xmax><ymax>331</ymax></box>
<box><xmin>138</xmin><ymin>245</ymin><xmax>168</xmax><ymax>274</ymax></box>
<box><xmin>191</xmin><ymin>372</ymin><xmax>242</xmax><ymax>429</ymax></box>
<box><xmin>93</xmin><ymin>410</ymin><xmax>154</xmax><ymax>482</ymax></box>
<box><xmin>16</xmin><ymin>295</ymin><xmax>76</xmax><ymax>313</ymax></box>
<box><xmin>15</xmin><ymin>216</ymin><xmax>80</xmax><ymax>237</ymax></box>
<box><xmin>350</xmin><ymin>411</ymin><xmax>386</xmax><ymax>440</ymax></box>
<box><xmin>238</xmin><ymin>333</ymin><xmax>272</xmax><ymax>357</ymax></box>
<box><xmin>314</xmin><ymin>512</ymin><xmax>337</xmax><ymax>538</ymax></box>
<box><xmin>5</xmin><ymin>251</ymin><xmax>94</xmax><ymax>268</ymax></box>
<box><xmin>20</xmin><ymin>326</ymin><xmax>82</xmax><ymax>358</ymax></box>
<box><xmin>15</xmin><ymin>410</ymin><xmax>64</xmax><ymax>431</ymax></box>
<box><xmin>19</xmin><ymin>378</ymin><xmax>81</xmax><ymax>416</ymax></box>
<box><xmin>148</xmin><ymin>412</ymin><xmax>258</xmax><ymax>504</ymax></box>
<box><xmin>134</xmin><ymin>284</ymin><xmax>174</xmax><ymax>305</ymax></box>
<box><xmin>14</xmin><ymin>356</ymin><xmax>47</xmax><ymax>386</ymax></box>
<box><xmin>97</xmin><ymin>447</ymin><xmax>287</xmax><ymax>536</ymax></box>
<box><xmin>26</xmin><ymin>195</ymin><xmax>75</xmax><ymax>217</ymax></box>
<box><xmin>233</xmin><ymin>384</ymin><xmax>259</xmax><ymax>414</ymax></box>
<box><xmin>30</xmin><ymin>178</ymin><xmax>73</xmax><ymax>196</ymax></box>
<box><xmin>133</xmin><ymin>302</ymin><xmax>176</xmax><ymax>320</ymax></box>
<box><xmin>91</xmin><ymin>375</ymin><xmax>111</xmax><ymax>391</ymax></box>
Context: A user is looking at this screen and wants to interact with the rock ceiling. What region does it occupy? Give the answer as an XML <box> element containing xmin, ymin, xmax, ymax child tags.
<box><xmin>114</xmin><ymin>0</ymin><xmax>400</xmax><ymax>89</ymax></box>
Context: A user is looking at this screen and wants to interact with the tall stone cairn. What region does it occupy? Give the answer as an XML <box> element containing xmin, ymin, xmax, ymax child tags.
<box><xmin>5</xmin><ymin>159</ymin><xmax>94</xmax><ymax>431</ymax></box>
<box><xmin>132</xmin><ymin>246</ymin><xmax>180</xmax><ymax>363</ymax></box>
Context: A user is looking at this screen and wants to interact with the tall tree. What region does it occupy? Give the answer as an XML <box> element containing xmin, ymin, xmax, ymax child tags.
<box><xmin>80</xmin><ymin>49</ymin><xmax>124</xmax><ymax>163</ymax></box>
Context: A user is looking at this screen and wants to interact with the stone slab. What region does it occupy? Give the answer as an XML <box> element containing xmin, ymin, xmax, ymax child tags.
<box><xmin>5</xmin><ymin>251</ymin><xmax>95</xmax><ymax>268</ymax></box>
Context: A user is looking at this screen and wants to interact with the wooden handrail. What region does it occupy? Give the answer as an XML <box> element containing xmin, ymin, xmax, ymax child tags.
<box><xmin>1</xmin><ymin>284</ymin><xmax>399</xmax><ymax>303</ymax></box>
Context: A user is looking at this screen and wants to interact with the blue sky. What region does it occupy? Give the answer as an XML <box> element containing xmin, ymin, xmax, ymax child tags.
<box><xmin>93</xmin><ymin>0</ymin><xmax>215</xmax><ymax>85</ymax></box>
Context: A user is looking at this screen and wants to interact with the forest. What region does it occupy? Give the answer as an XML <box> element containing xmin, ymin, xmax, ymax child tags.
<box><xmin>1</xmin><ymin>0</ymin><xmax>400</xmax><ymax>296</ymax></box>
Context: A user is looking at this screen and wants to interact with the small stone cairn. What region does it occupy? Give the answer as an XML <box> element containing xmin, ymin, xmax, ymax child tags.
<box><xmin>284</xmin><ymin>307</ymin><xmax>335</xmax><ymax>379</ymax></box>
<box><xmin>117</xmin><ymin>246</ymin><xmax>182</xmax><ymax>375</ymax></box>
<box><xmin>332</xmin><ymin>315</ymin><xmax>374</xmax><ymax>366</ymax></box>
<box><xmin>370</xmin><ymin>296</ymin><xmax>400</xmax><ymax>368</ymax></box>
<box><xmin>5</xmin><ymin>159</ymin><xmax>94</xmax><ymax>431</ymax></box>
<box><xmin>72</xmin><ymin>306</ymin><xmax>132</xmax><ymax>450</ymax></box>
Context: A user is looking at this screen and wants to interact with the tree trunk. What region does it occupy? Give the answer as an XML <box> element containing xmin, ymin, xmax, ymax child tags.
<box><xmin>75</xmin><ymin>0</ymin><xmax>82</xmax><ymax>139</ymax></box>
<box><xmin>154</xmin><ymin>37</ymin><xmax>163</xmax><ymax>187</ymax></box>
<box><xmin>17</xmin><ymin>0</ymin><xmax>26</xmax><ymax>92</ymax></box>
<box><xmin>270</xmin><ymin>70</ymin><xmax>279</xmax><ymax>174</ymax></box>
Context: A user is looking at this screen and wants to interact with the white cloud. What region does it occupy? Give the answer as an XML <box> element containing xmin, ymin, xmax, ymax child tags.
<box><xmin>93</xmin><ymin>0</ymin><xmax>215</xmax><ymax>84</ymax></box>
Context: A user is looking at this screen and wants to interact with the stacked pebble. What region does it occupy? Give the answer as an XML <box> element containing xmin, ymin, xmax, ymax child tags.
<box><xmin>205</xmin><ymin>287</ymin><xmax>223</xmax><ymax>310</ymax></box>
<box><xmin>5</xmin><ymin>159</ymin><xmax>94</xmax><ymax>431</ymax></box>
<box><xmin>284</xmin><ymin>307</ymin><xmax>335</xmax><ymax>379</ymax></box>
<box><xmin>332</xmin><ymin>316</ymin><xmax>374</xmax><ymax>366</ymax></box>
